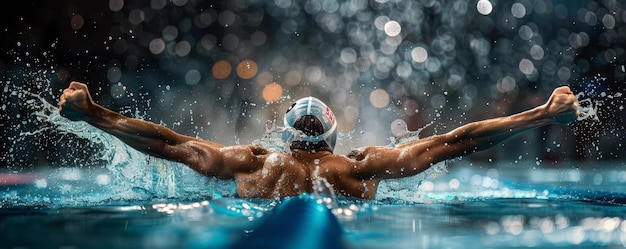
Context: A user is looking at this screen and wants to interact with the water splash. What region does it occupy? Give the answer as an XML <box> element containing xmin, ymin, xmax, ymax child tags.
<box><xmin>372</xmin><ymin>121</ymin><xmax>449</xmax><ymax>201</ymax></box>
<box><xmin>312</xmin><ymin>177</ymin><xmax>338</xmax><ymax>209</ymax></box>
<box><xmin>389</xmin><ymin>120</ymin><xmax>434</xmax><ymax>146</ymax></box>
<box><xmin>251</xmin><ymin>120</ymin><xmax>295</xmax><ymax>153</ymax></box>
<box><xmin>1</xmin><ymin>85</ymin><xmax>236</xmax><ymax>207</ymax></box>
<box><xmin>569</xmin><ymin>75</ymin><xmax>625</xmax><ymax>160</ymax></box>
<box><xmin>576</xmin><ymin>92</ymin><xmax>600</xmax><ymax>121</ymax></box>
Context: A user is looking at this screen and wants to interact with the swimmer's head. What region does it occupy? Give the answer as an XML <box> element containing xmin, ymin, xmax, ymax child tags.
<box><xmin>283</xmin><ymin>97</ymin><xmax>337</xmax><ymax>152</ymax></box>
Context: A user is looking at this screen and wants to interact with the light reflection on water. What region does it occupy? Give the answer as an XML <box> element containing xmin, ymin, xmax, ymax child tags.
<box><xmin>2</xmin><ymin>162</ymin><xmax>626</xmax><ymax>248</ymax></box>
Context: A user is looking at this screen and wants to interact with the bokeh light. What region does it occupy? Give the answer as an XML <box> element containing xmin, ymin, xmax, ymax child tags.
<box><xmin>256</xmin><ymin>71</ymin><xmax>274</xmax><ymax>86</ymax></box>
<box><xmin>411</xmin><ymin>47</ymin><xmax>428</xmax><ymax>63</ymax></box>
<box><xmin>236</xmin><ymin>60</ymin><xmax>258</xmax><ymax>79</ymax></box>
<box><xmin>149</xmin><ymin>39</ymin><xmax>166</xmax><ymax>55</ymax></box>
<box><xmin>2</xmin><ymin>0</ymin><xmax>625</xmax><ymax>162</ymax></box>
<box><xmin>70</xmin><ymin>15</ymin><xmax>84</xmax><ymax>31</ymax></box>
<box><xmin>511</xmin><ymin>3</ymin><xmax>526</xmax><ymax>18</ymax></box>
<box><xmin>384</xmin><ymin>20</ymin><xmax>401</xmax><ymax>37</ymax></box>
<box><xmin>185</xmin><ymin>69</ymin><xmax>201</xmax><ymax>85</ymax></box>
<box><xmin>262</xmin><ymin>83</ymin><xmax>283</xmax><ymax>103</ymax></box>
<box><xmin>109</xmin><ymin>0</ymin><xmax>124</xmax><ymax>11</ymax></box>
<box><xmin>390</xmin><ymin>119</ymin><xmax>408</xmax><ymax>137</ymax></box>
<box><xmin>369</xmin><ymin>89</ymin><xmax>390</xmax><ymax>108</ymax></box>
<box><xmin>284</xmin><ymin>70</ymin><xmax>302</xmax><ymax>86</ymax></box>
<box><xmin>477</xmin><ymin>0</ymin><xmax>493</xmax><ymax>15</ymax></box>
<box><xmin>212</xmin><ymin>60</ymin><xmax>232</xmax><ymax>79</ymax></box>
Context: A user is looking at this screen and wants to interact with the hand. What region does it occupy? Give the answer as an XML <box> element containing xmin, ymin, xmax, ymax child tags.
<box><xmin>58</xmin><ymin>81</ymin><xmax>96</xmax><ymax>121</ymax></box>
<box><xmin>543</xmin><ymin>86</ymin><xmax>580</xmax><ymax>125</ymax></box>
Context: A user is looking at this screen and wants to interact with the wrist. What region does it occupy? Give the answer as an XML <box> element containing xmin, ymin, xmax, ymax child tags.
<box><xmin>83</xmin><ymin>103</ymin><xmax>107</xmax><ymax>125</ymax></box>
<box><xmin>531</xmin><ymin>104</ymin><xmax>553</xmax><ymax>125</ymax></box>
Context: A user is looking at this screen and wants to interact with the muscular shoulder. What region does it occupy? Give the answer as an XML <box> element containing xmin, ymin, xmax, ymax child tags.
<box><xmin>346</xmin><ymin>147</ymin><xmax>365</xmax><ymax>160</ymax></box>
<box><xmin>346</xmin><ymin>146</ymin><xmax>391</xmax><ymax>161</ymax></box>
<box><xmin>221</xmin><ymin>144</ymin><xmax>269</xmax><ymax>155</ymax></box>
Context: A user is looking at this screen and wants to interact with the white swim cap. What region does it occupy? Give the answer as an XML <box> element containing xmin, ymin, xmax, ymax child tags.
<box><xmin>283</xmin><ymin>97</ymin><xmax>337</xmax><ymax>151</ymax></box>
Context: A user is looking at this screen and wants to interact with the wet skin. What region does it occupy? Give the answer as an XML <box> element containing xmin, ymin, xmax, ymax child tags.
<box><xmin>59</xmin><ymin>81</ymin><xmax>579</xmax><ymax>199</ymax></box>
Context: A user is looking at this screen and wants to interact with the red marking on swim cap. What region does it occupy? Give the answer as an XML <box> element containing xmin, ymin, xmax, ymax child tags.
<box><xmin>325</xmin><ymin>107</ymin><xmax>335</xmax><ymax>124</ymax></box>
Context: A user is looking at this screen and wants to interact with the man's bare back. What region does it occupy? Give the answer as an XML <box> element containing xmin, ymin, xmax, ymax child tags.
<box><xmin>59</xmin><ymin>81</ymin><xmax>579</xmax><ymax>199</ymax></box>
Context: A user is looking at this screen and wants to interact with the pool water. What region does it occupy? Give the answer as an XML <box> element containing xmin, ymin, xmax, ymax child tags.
<box><xmin>2</xmin><ymin>161</ymin><xmax>626</xmax><ymax>249</ymax></box>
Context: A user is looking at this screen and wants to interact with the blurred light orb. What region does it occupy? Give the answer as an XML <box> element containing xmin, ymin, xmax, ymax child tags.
<box><xmin>430</xmin><ymin>94</ymin><xmax>447</xmax><ymax>109</ymax></box>
<box><xmin>162</xmin><ymin>26</ymin><xmax>179</xmax><ymax>41</ymax></box>
<box><xmin>384</xmin><ymin>21</ymin><xmax>401</xmax><ymax>36</ymax></box>
<box><xmin>128</xmin><ymin>9</ymin><xmax>146</xmax><ymax>25</ymax></box>
<box><xmin>256</xmin><ymin>71</ymin><xmax>274</xmax><ymax>86</ymax></box>
<box><xmin>425</xmin><ymin>57</ymin><xmax>442</xmax><ymax>73</ymax></box>
<box><xmin>374</xmin><ymin>16</ymin><xmax>390</xmax><ymax>31</ymax></box>
<box><xmin>554</xmin><ymin>4</ymin><xmax>568</xmax><ymax>19</ymax></box>
<box><xmin>558</xmin><ymin>67</ymin><xmax>571</xmax><ymax>81</ymax></box>
<box><xmin>200</xmin><ymin>34</ymin><xmax>217</xmax><ymax>50</ymax></box>
<box><xmin>390</xmin><ymin>119</ymin><xmax>408</xmax><ymax>137</ymax></box>
<box><xmin>340</xmin><ymin>47</ymin><xmax>357</xmax><ymax>64</ymax></box>
<box><xmin>172</xmin><ymin>0</ymin><xmax>188</xmax><ymax>7</ymax></box>
<box><xmin>70</xmin><ymin>15</ymin><xmax>85</xmax><ymax>31</ymax></box>
<box><xmin>151</xmin><ymin>0</ymin><xmax>167</xmax><ymax>10</ymax></box>
<box><xmin>518</xmin><ymin>25</ymin><xmax>533</xmax><ymax>40</ymax></box>
<box><xmin>530</xmin><ymin>45</ymin><xmax>544</xmax><ymax>60</ymax></box>
<box><xmin>518</xmin><ymin>58</ymin><xmax>534</xmax><ymax>74</ymax></box>
<box><xmin>107</xmin><ymin>67</ymin><xmax>122</xmax><ymax>83</ymax></box>
<box><xmin>212</xmin><ymin>60</ymin><xmax>232</xmax><ymax>79</ymax></box>
<box><xmin>476</xmin><ymin>0</ymin><xmax>493</xmax><ymax>15</ymax></box>
<box><xmin>470</xmin><ymin>38</ymin><xmax>491</xmax><ymax>56</ymax></box>
<box><xmin>602</xmin><ymin>14</ymin><xmax>616</xmax><ymax>29</ymax></box>
<box><xmin>305</xmin><ymin>66</ymin><xmax>323</xmax><ymax>82</ymax></box>
<box><xmin>511</xmin><ymin>3</ymin><xmax>526</xmax><ymax>18</ymax></box>
<box><xmin>196</xmin><ymin>12</ymin><xmax>214</xmax><ymax>28</ymax></box>
<box><xmin>149</xmin><ymin>38</ymin><xmax>166</xmax><ymax>55</ymax></box>
<box><xmin>411</xmin><ymin>47</ymin><xmax>428</xmax><ymax>63</ymax></box>
<box><xmin>285</xmin><ymin>70</ymin><xmax>302</xmax><ymax>86</ymax></box>
<box><xmin>185</xmin><ymin>69</ymin><xmax>201</xmax><ymax>85</ymax></box>
<box><xmin>396</xmin><ymin>61</ymin><xmax>412</xmax><ymax>79</ymax></box>
<box><xmin>497</xmin><ymin>76</ymin><xmax>517</xmax><ymax>93</ymax></box>
<box><xmin>262</xmin><ymin>83</ymin><xmax>283</xmax><ymax>103</ymax></box>
<box><xmin>219</xmin><ymin>10</ymin><xmax>236</xmax><ymax>27</ymax></box>
<box><xmin>370</xmin><ymin>89</ymin><xmax>390</xmax><ymax>108</ymax></box>
<box><xmin>237</xmin><ymin>60</ymin><xmax>258</xmax><ymax>79</ymax></box>
<box><xmin>175</xmin><ymin>41</ymin><xmax>192</xmax><ymax>57</ymax></box>
<box><xmin>109</xmin><ymin>0</ymin><xmax>124</xmax><ymax>11</ymax></box>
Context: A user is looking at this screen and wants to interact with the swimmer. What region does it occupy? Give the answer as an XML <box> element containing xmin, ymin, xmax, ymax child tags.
<box><xmin>58</xmin><ymin>81</ymin><xmax>579</xmax><ymax>199</ymax></box>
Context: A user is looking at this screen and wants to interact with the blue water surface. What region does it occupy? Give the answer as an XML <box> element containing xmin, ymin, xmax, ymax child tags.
<box><xmin>2</xmin><ymin>161</ymin><xmax>626</xmax><ymax>249</ymax></box>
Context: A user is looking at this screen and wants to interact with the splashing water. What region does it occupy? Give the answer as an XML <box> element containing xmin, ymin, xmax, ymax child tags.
<box><xmin>2</xmin><ymin>85</ymin><xmax>236</xmax><ymax>208</ymax></box>
<box><xmin>572</xmin><ymin>75</ymin><xmax>624</xmax><ymax>123</ymax></box>
<box><xmin>370</xmin><ymin>120</ymin><xmax>450</xmax><ymax>201</ymax></box>
<box><xmin>576</xmin><ymin>92</ymin><xmax>600</xmax><ymax>121</ymax></box>
<box><xmin>251</xmin><ymin>119</ymin><xmax>297</xmax><ymax>153</ymax></box>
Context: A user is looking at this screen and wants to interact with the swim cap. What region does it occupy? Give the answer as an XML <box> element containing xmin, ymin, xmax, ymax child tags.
<box><xmin>284</xmin><ymin>97</ymin><xmax>337</xmax><ymax>151</ymax></box>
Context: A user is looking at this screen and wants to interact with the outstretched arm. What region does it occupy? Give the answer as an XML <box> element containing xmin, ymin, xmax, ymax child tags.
<box><xmin>357</xmin><ymin>86</ymin><xmax>579</xmax><ymax>179</ymax></box>
<box><xmin>58</xmin><ymin>81</ymin><xmax>253</xmax><ymax>178</ymax></box>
